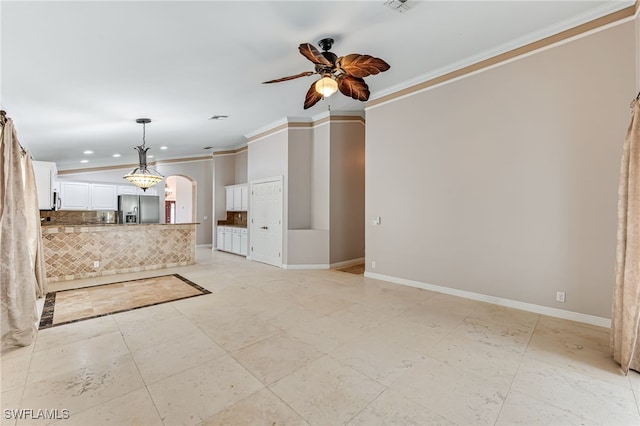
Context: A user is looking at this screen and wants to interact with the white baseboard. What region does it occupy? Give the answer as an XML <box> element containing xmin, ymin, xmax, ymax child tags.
<box><xmin>364</xmin><ymin>271</ymin><xmax>611</xmax><ymax>328</ymax></box>
<box><xmin>282</xmin><ymin>257</ymin><xmax>365</xmax><ymax>270</ymax></box>
<box><xmin>196</xmin><ymin>244</ymin><xmax>212</xmax><ymax>248</ymax></box>
<box><xmin>283</xmin><ymin>264</ymin><xmax>330</xmax><ymax>270</ymax></box>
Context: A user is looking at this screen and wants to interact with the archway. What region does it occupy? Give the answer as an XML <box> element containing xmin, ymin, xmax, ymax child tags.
<box><xmin>164</xmin><ymin>175</ymin><xmax>197</xmax><ymax>224</ymax></box>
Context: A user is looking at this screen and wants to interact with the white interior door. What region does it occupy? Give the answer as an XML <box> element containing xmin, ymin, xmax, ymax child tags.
<box><xmin>250</xmin><ymin>178</ymin><xmax>282</xmax><ymax>267</ymax></box>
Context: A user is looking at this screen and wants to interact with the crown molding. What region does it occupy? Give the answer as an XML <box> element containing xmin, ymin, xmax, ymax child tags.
<box><xmin>367</xmin><ymin>3</ymin><xmax>637</xmax><ymax>110</ymax></box>
<box><xmin>58</xmin><ymin>155</ymin><xmax>212</xmax><ymax>175</ymax></box>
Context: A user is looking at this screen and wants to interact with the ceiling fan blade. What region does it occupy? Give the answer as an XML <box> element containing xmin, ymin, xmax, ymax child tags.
<box><xmin>304</xmin><ymin>80</ymin><xmax>323</xmax><ymax>109</ymax></box>
<box><xmin>336</xmin><ymin>54</ymin><xmax>391</xmax><ymax>78</ymax></box>
<box><xmin>262</xmin><ymin>71</ymin><xmax>316</xmax><ymax>84</ymax></box>
<box><xmin>299</xmin><ymin>43</ymin><xmax>333</xmax><ymax>67</ymax></box>
<box><xmin>338</xmin><ymin>75</ymin><xmax>370</xmax><ymax>101</ymax></box>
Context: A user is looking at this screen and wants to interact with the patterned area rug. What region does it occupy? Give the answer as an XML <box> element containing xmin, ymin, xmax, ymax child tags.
<box><xmin>39</xmin><ymin>274</ymin><xmax>210</xmax><ymax>329</ymax></box>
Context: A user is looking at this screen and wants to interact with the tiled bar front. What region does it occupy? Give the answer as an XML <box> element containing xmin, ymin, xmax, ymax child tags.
<box><xmin>42</xmin><ymin>224</ymin><xmax>197</xmax><ymax>282</ymax></box>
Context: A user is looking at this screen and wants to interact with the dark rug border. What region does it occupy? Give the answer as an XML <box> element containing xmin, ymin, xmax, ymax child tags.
<box><xmin>38</xmin><ymin>274</ymin><xmax>211</xmax><ymax>330</ymax></box>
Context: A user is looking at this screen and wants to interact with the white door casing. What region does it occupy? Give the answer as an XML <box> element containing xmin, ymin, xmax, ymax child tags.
<box><xmin>250</xmin><ymin>177</ymin><xmax>283</xmax><ymax>267</ymax></box>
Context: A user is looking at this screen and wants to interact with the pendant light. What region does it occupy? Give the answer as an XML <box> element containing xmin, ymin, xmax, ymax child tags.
<box><xmin>123</xmin><ymin>118</ymin><xmax>163</xmax><ymax>191</ymax></box>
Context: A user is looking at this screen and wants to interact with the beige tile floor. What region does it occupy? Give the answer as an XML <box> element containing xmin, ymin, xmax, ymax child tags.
<box><xmin>1</xmin><ymin>248</ymin><xmax>639</xmax><ymax>426</ymax></box>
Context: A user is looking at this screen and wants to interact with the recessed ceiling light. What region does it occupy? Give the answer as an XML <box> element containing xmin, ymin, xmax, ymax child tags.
<box><xmin>160</xmin><ymin>146</ymin><xmax>168</xmax><ymax>150</ymax></box>
<box><xmin>209</xmin><ymin>115</ymin><xmax>229</xmax><ymax>120</ymax></box>
<box><xmin>80</xmin><ymin>159</ymin><xmax>89</xmax><ymax>163</ymax></box>
<box><xmin>148</xmin><ymin>155</ymin><xmax>154</xmax><ymax>158</ymax></box>
<box><xmin>113</xmin><ymin>153</ymin><xmax>121</xmax><ymax>158</ymax></box>
<box><xmin>83</xmin><ymin>150</ymin><xmax>94</xmax><ymax>154</ymax></box>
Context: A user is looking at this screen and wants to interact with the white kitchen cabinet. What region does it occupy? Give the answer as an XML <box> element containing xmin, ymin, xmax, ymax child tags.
<box><xmin>217</xmin><ymin>226</ymin><xmax>247</xmax><ymax>256</ymax></box>
<box><xmin>232</xmin><ymin>186</ymin><xmax>242</xmax><ymax>211</ymax></box>
<box><xmin>240</xmin><ymin>228</ymin><xmax>248</xmax><ymax>256</ymax></box>
<box><xmin>217</xmin><ymin>226</ymin><xmax>225</xmax><ymax>250</ymax></box>
<box><xmin>231</xmin><ymin>228</ymin><xmax>242</xmax><ymax>254</ymax></box>
<box><xmin>60</xmin><ymin>181</ymin><xmax>90</xmax><ymax>210</ymax></box>
<box><xmin>224</xmin><ymin>226</ymin><xmax>233</xmax><ymax>250</ymax></box>
<box><xmin>226</xmin><ymin>187</ymin><xmax>234</xmax><ymax>211</ymax></box>
<box><xmin>225</xmin><ymin>184</ymin><xmax>249</xmax><ymax>212</ymax></box>
<box><xmin>240</xmin><ymin>185</ymin><xmax>248</xmax><ymax>211</ymax></box>
<box><xmin>119</xmin><ymin>185</ymin><xmax>158</xmax><ymax>196</ymax></box>
<box><xmin>60</xmin><ymin>181</ymin><xmax>117</xmax><ymax>210</ymax></box>
<box><xmin>33</xmin><ymin>161</ymin><xmax>58</xmax><ymax>210</ymax></box>
<box><xmin>90</xmin><ymin>184</ymin><xmax>117</xmax><ymax>210</ymax></box>
<box><xmin>118</xmin><ymin>185</ymin><xmax>138</xmax><ymax>195</ymax></box>
<box><xmin>143</xmin><ymin>187</ymin><xmax>158</xmax><ymax>196</ymax></box>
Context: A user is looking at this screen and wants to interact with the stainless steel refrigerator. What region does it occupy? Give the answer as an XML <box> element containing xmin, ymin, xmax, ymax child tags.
<box><xmin>117</xmin><ymin>195</ymin><xmax>160</xmax><ymax>224</ymax></box>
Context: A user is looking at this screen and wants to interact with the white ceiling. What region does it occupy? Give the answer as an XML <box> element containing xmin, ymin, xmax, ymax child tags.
<box><xmin>1</xmin><ymin>0</ymin><xmax>634</xmax><ymax>170</ymax></box>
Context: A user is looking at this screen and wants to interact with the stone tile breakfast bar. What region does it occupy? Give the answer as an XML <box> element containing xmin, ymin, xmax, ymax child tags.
<box><xmin>42</xmin><ymin>223</ymin><xmax>197</xmax><ymax>282</ymax></box>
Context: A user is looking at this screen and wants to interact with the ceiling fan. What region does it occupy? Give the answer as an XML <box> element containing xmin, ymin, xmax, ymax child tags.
<box><xmin>263</xmin><ymin>38</ymin><xmax>390</xmax><ymax>109</ymax></box>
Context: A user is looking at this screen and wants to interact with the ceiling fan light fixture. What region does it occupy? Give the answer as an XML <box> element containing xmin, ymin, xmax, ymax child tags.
<box><xmin>123</xmin><ymin>118</ymin><xmax>164</xmax><ymax>192</ymax></box>
<box><xmin>315</xmin><ymin>76</ymin><xmax>338</xmax><ymax>97</ymax></box>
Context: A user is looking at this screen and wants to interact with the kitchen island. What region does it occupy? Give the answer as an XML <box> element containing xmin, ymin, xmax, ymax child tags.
<box><xmin>42</xmin><ymin>223</ymin><xmax>197</xmax><ymax>282</ymax></box>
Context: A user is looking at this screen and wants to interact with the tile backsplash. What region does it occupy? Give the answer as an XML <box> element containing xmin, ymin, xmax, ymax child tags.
<box><xmin>40</xmin><ymin>210</ymin><xmax>117</xmax><ymax>225</ymax></box>
<box><xmin>217</xmin><ymin>211</ymin><xmax>247</xmax><ymax>227</ymax></box>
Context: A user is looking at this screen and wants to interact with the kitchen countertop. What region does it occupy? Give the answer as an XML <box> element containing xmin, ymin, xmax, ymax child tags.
<box><xmin>42</xmin><ymin>222</ymin><xmax>200</xmax><ymax>228</ymax></box>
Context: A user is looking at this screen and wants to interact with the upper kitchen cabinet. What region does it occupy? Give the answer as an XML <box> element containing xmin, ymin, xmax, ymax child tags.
<box><xmin>117</xmin><ymin>185</ymin><xmax>138</xmax><ymax>195</ymax></box>
<box><xmin>118</xmin><ymin>184</ymin><xmax>158</xmax><ymax>196</ymax></box>
<box><xmin>59</xmin><ymin>181</ymin><xmax>117</xmax><ymax>210</ymax></box>
<box><xmin>60</xmin><ymin>181</ymin><xmax>90</xmax><ymax>210</ymax></box>
<box><xmin>33</xmin><ymin>161</ymin><xmax>58</xmax><ymax>210</ymax></box>
<box><xmin>90</xmin><ymin>184</ymin><xmax>117</xmax><ymax>210</ymax></box>
<box><xmin>225</xmin><ymin>184</ymin><xmax>248</xmax><ymax>211</ymax></box>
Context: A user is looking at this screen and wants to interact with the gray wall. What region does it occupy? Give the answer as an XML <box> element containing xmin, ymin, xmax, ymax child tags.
<box><xmin>330</xmin><ymin>121</ymin><xmax>365</xmax><ymax>264</ymax></box>
<box><xmin>312</xmin><ymin>124</ymin><xmax>330</xmax><ymax>230</ymax></box>
<box><xmin>288</xmin><ymin>130</ymin><xmax>313</xmax><ymax>230</ymax></box>
<box><xmin>235</xmin><ymin>150</ymin><xmax>248</xmax><ymax>184</ymax></box>
<box><xmin>365</xmin><ymin>22</ymin><xmax>635</xmax><ymax>319</ymax></box>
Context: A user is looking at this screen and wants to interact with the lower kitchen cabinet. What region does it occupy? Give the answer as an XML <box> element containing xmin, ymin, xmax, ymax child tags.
<box><xmin>217</xmin><ymin>227</ymin><xmax>225</xmax><ymax>250</ymax></box>
<box><xmin>217</xmin><ymin>226</ymin><xmax>248</xmax><ymax>256</ymax></box>
<box><xmin>240</xmin><ymin>229</ymin><xmax>248</xmax><ymax>255</ymax></box>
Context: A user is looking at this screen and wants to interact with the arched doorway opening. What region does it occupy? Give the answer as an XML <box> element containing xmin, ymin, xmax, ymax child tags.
<box><xmin>164</xmin><ymin>175</ymin><xmax>197</xmax><ymax>223</ymax></box>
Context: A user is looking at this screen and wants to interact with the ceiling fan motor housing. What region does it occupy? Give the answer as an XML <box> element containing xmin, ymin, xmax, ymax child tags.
<box><xmin>318</xmin><ymin>38</ymin><xmax>338</xmax><ymax>67</ymax></box>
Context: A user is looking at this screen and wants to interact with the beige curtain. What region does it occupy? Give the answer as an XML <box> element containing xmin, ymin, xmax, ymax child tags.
<box><xmin>612</xmin><ymin>97</ymin><xmax>640</xmax><ymax>374</ymax></box>
<box><xmin>23</xmin><ymin>155</ymin><xmax>47</xmax><ymax>298</ymax></box>
<box><xmin>0</xmin><ymin>116</ymin><xmax>45</xmax><ymax>351</ymax></box>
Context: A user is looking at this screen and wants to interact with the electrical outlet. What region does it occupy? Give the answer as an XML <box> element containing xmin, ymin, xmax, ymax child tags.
<box><xmin>93</xmin><ymin>261</ymin><xmax>100</xmax><ymax>268</ymax></box>
<box><xmin>556</xmin><ymin>291</ymin><xmax>565</xmax><ymax>303</ymax></box>
<box><xmin>372</xmin><ymin>261</ymin><xmax>376</xmax><ymax>269</ymax></box>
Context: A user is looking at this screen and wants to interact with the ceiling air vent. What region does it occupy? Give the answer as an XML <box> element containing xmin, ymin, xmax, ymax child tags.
<box><xmin>383</xmin><ymin>0</ymin><xmax>413</xmax><ymax>14</ymax></box>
